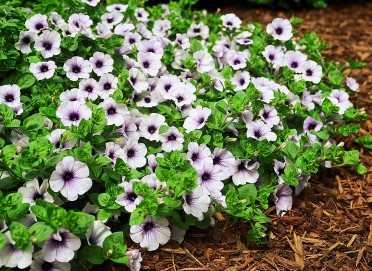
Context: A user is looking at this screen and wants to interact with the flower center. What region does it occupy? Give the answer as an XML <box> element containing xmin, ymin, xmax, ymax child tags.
<box><xmin>291</xmin><ymin>62</ymin><xmax>298</xmax><ymax>69</ymax></box>
<box><xmin>23</xmin><ymin>36</ymin><xmax>31</xmax><ymax>44</ymax></box>
<box><xmin>32</xmin><ymin>191</ymin><xmax>44</xmax><ymax>201</ymax></box>
<box><xmin>213</xmin><ymin>156</ymin><xmax>221</xmax><ymax>165</ymax></box>
<box><xmin>268</xmin><ymin>54</ymin><xmax>274</xmax><ymax>61</ymax></box>
<box><xmin>147</xmin><ymin>48</ymin><xmax>155</xmax><ymax>53</ymax></box>
<box><xmin>254</xmin><ymin>129</ymin><xmax>262</xmax><ymax>138</ymax></box>
<box><xmin>144</xmin><ymin>97</ymin><xmax>151</xmax><ymax>103</ymax></box>
<box><xmin>194</xmin><ymin>28</ymin><xmax>200</xmax><ymax>33</ymax></box>
<box><xmin>191</xmin><ymin>153</ymin><xmax>199</xmax><ymax>162</ymax></box>
<box><xmin>147</xmin><ymin>125</ymin><xmax>157</xmax><ymax>134</ymax></box>
<box><xmin>129</xmin><ymin>38</ymin><xmax>135</xmax><ymax>44</ymax></box>
<box><xmin>239</xmin><ymin>79</ymin><xmax>245</xmax><ymax>86</ymax></box>
<box><xmin>62</xmin><ymin>171</ymin><xmax>74</xmax><ymax>182</ymax></box>
<box><xmin>308</xmin><ymin>122</ymin><xmax>317</xmax><ymax>130</ymax></box>
<box><xmin>167</xmin><ymin>134</ymin><xmax>176</xmax><ymax>141</ymax></box>
<box><xmin>42</xmin><ymin>41</ymin><xmax>52</xmax><ymax>50</ymax></box>
<box><xmin>41</xmin><ymin>261</ymin><xmax>54</xmax><ymax>271</ymax></box>
<box><xmin>107</xmin><ymin>18</ymin><xmax>113</xmax><ymax>24</ymax></box>
<box><xmin>262</xmin><ymin>110</ymin><xmax>270</xmax><ymax>119</ymax></box>
<box><xmin>127</xmin><ymin>192</ymin><xmax>137</xmax><ymax>202</ymax></box>
<box><xmin>201</xmin><ymin>172</ymin><xmax>211</xmax><ymax>182</ymax></box>
<box><xmin>95</xmin><ymin>60</ymin><xmax>103</xmax><ymax>68</ymax></box>
<box><xmin>143</xmin><ymin>222</ymin><xmax>154</xmax><ymax>231</ymax></box>
<box><xmin>233</xmin><ymin>59</ymin><xmax>241</xmax><ymax>65</ymax></box>
<box><xmin>107</xmin><ymin>106</ymin><xmax>116</xmax><ymax>115</ymax></box>
<box><xmin>164</xmin><ymin>83</ymin><xmax>171</xmax><ymax>91</ymax></box>
<box><xmin>5</xmin><ymin>94</ymin><xmax>14</xmax><ymax>102</ymax></box>
<box><xmin>72</xmin><ymin>65</ymin><xmax>81</xmax><ymax>73</ymax></box>
<box><xmin>197</xmin><ymin>117</ymin><xmax>205</xmax><ymax>125</ymax></box>
<box><xmin>306</xmin><ymin>69</ymin><xmax>313</xmax><ymax>76</ymax></box>
<box><xmin>142</xmin><ymin>61</ymin><xmax>150</xmax><ymax>69</ymax></box>
<box><xmin>127</xmin><ymin>148</ymin><xmax>135</xmax><ymax>158</ymax></box>
<box><xmin>69</xmin><ymin>112</ymin><xmax>80</xmax><ymax>121</ymax></box>
<box><xmin>104</xmin><ymin>83</ymin><xmax>111</xmax><ymax>90</ymax></box>
<box><xmin>237</xmin><ymin>162</ymin><xmax>246</xmax><ymax>171</ymax></box>
<box><xmin>85</xmin><ymin>85</ymin><xmax>93</xmax><ymax>92</ymax></box>
<box><xmin>40</xmin><ymin>64</ymin><xmax>49</xmax><ymax>73</ymax></box>
<box><xmin>177</xmin><ymin>96</ymin><xmax>184</xmax><ymax>102</ymax></box>
<box><xmin>185</xmin><ymin>194</ymin><xmax>193</xmax><ymax>205</ymax></box>
<box><xmin>275</xmin><ymin>27</ymin><xmax>283</xmax><ymax>35</ymax></box>
<box><xmin>108</xmin><ymin>150</ymin><xmax>115</xmax><ymax>159</ymax></box>
<box><xmin>35</xmin><ymin>23</ymin><xmax>44</xmax><ymax>30</ymax></box>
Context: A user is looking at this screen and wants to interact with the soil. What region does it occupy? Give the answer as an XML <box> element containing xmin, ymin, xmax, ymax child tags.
<box><xmin>108</xmin><ymin>1</ymin><xmax>372</xmax><ymax>270</ymax></box>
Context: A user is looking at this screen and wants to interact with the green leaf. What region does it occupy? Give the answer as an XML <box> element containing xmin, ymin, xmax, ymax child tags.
<box><xmin>81</xmin><ymin>245</ymin><xmax>106</xmax><ymax>264</ymax></box>
<box><xmin>356</xmin><ymin>163</ymin><xmax>367</xmax><ymax>175</ymax></box>
<box><xmin>0</xmin><ymin>103</ymin><xmax>14</xmax><ymax>124</ymax></box>
<box><xmin>257</xmin><ymin>140</ymin><xmax>276</xmax><ymax>157</ymax></box>
<box><xmin>94</xmin><ymin>156</ymin><xmax>112</xmax><ymax>167</ymax></box>
<box><xmin>191</xmin><ymin>39</ymin><xmax>203</xmax><ymax>52</ymax></box>
<box><xmin>342</xmin><ymin>150</ymin><xmax>359</xmax><ymax>166</ymax></box>
<box><xmin>97</xmin><ymin>209</ymin><xmax>113</xmax><ymax>221</ymax></box>
<box><xmin>282</xmin><ymin>164</ymin><xmax>299</xmax><ymax>185</ymax></box>
<box><xmin>30</xmin><ymin>205</ymin><xmax>48</xmax><ymax>221</ymax></box>
<box><xmin>238</xmin><ymin>184</ymin><xmax>257</xmax><ymax>204</ymax></box>
<box><xmin>328</xmin><ymin>70</ymin><xmax>344</xmax><ymax>86</ymax></box>
<box><xmin>354</xmin><ymin>135</ymin><xmax>372</xmax><ymax>149</ymax></box>
<box><xmin>9</xmin><ymin>222</ymin><xmax>31</xmax><ymax>251</ymax></box>
<box><xmin>23</xmin><ymin>114</ymin><xmax>44</xmax><ymax>132</ymax></box>
<box><xmin>65</xmin><ymin>211</ymin><xmax>95</xmax><ymax>237</ymax></box>
<box><xmin>29</xmin><ymin>222</ymin><xmax>54</xmax><ymax>242</ymax></box>
<box><xmin>230</xmin><ymin>90</ymin><xmax>248</xmax><ymax>113</ymax></box>
<box><xmin>282</xmin><ymin>141</ymin><xmax>298</xmax><ymax>160</ymax></box>
<box><xmin>98</xmin><ymin>193</ymin><xmax>112</xmax><ymax>207</ymax></box>
<box><xmin>16</xmin><ymin>73</ymin><xmax>36</xmax><ymax>89</ymax></box>
<box><xmin>77</xmin><ymin>118</ymin><xmax>91</xmax><ymax>139</ymax></box>
<box><xmin>0</xmin><ymin>233</ymin><xmax>7</xmax><ymax>250</ymax></box>
<box><xmin>129</xmin><ymin>208</ymin><xmax>145</xmax><ymax>226</ymax></box>
<box><xmin>0</xmin><ymin>144</ymin><xmax>17</xmax><ymax>161</ymax></box>
<box><xmin>103</xmin><ymin>231</ymin><xmax>125</xmax><ymax>253</ymax></box>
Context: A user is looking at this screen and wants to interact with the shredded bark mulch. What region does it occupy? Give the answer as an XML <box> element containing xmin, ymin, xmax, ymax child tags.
<box><xmin>108</xmin><ymin>2</ymin><xmax>372</xmax><ymax>270</ymax></box>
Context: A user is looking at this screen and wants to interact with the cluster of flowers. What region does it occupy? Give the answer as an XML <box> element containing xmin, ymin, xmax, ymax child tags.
<box><xmin>0</xmin><ymin>0</ymin><xmax>364</xmax><ymax>270</ymax></box>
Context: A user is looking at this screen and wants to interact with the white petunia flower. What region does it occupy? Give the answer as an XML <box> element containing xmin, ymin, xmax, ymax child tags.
<box><xmin>183</xmin><ymin>105</ymin><xmax>211</xmax><ymax>133</ymax></box>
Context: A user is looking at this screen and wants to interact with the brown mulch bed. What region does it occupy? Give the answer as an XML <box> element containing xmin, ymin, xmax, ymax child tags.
<box><xmin>109</xmin><ymin>2</ymin><xmax>372</xmax><ymax>270</ymax></box>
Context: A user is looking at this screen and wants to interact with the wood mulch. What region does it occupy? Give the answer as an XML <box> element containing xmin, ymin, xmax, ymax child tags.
<box><xmin>108</xmin><ymin>1</ymin><xmax>372</xmax><ymax>270</ymax></box>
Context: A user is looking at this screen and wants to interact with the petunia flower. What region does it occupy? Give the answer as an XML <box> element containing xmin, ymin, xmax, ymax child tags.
<box><xmin>0</xmin><ymin>231</ymin><xmax>33</xmax><ymax>269</ymax></box>
<box><xmin>258</xmin><ymin>104</ymin><xmax>280</xmax><ymax>128</ymax></box>
<box><xmin>60</xmin><ymin>88</ymin><xmax>85</xmax><ymax>104</ymax></box>
<box><xmin>137</xmin><ymin>52</ymin><xmax>162</xmax><ymax>77</ymax></box>
<box><xmin>141</xmin><ymin>174</ymin><xmax>165</xmax><ymax>190</ymax></box>
<box><xmin>25</xmin><ymin>14</ymin><xmax>48</xmax><ymax>33</ymax></box>
<box><xmin>49</xmin><ymin>156</ymin><xmax>92</xmax><ymax>201</ymax></box>
<box><xmin>130</xmin><ymin>216</ymin><xmax>171</xmax><ymax>251</ymax></box>
<box><xmin>266</xmin><ymin>18</ymin><xmax>293</xmax><ymax>41</ymax></box>
<box><xmin>346</xmin><ymin>77</ymin><xmax>359</xmax><ymax>92</ymax></box>
<box><xmin>134</xmin><ymin>8</ymin><xmax>150</xmax><ymax>23</ymax></box>
<box><xmin>170</xmin><ymin>82</ymin><xmax>197</xmax><ymax>107</ymax></box>
<box><xmin>114</xmin><ymin>23</ymin><xmax>135</xmax><ymax>36</ymax></box>
<box><xmin>30</xmin><ymin>251</ymin><xmax>71</xmax><ymax>271</ymax></box>
<box><xmin>232</xmin><ymin>159</ymin><xmax>260</xmax><ymax>185</ymax></box>
<box><xmin>68</xmin><ymin>13</ymin><xmax>93</xmax><ymax>29</ymax></box>
<box><xmin>246</xmin><ymin>120</ymin><xmax>277</xmax><ymax>141</ymax></box>
<box><xmin>49</xmin><ymin>12</ymin><xmax>66</xmax><ymax>27</ymax></box>
<box><xmin>183</xmin><ymin>187</ymin><xmax>211</xmax><ymax>221</ymax></box>
<box><xmin>187</xmin><ymin>22</ymin><xmax>209</xmax><ymax>40</ymax></box>
<box><xmin>63</xmin><ymin>56</ymin><xmax>92</xmax><ymax>81</ymax></box>
<box><xmin>193</xmin><ymin>50</ymin><xmax>215</xmax><ymax>73</ymax></box>
<box><xmin>101</xmin><ymin>12</ymin><xmax>124</xmax><ymax>29</ymax></box>
<box><xmin>122</xmin><ymin>141</ymin><xmax>147</xmax><ymax>169</ymax></box>
<box><xmin>81</xmin><ymin>0</ymin><xmax>101</xmax><ymax>7</ymax></box>
<box><xmin>98</xmin><ymin>97</ymin><xmax>127</xmax><ymax>126</ymax></box>
<box><xmin>301</xmin><ymin>60</ymin><xmax>322</xmax><ymax>84</ymax></box>
<box><xmin>105</xmin><ymin>142</ymin><xmax>125</xmax><ymax>163</ymax></box>
<box><xmin>128</xmin><ymin>68</ymin><xmax>149</xmax><ymax>93</ymax></box>
<box><xmin>303</xmin><ymin>116</ymin><xmax>323</xmax><ymax>133</ymax></box>
<box><xmin>227</xmin><ymin>50</ymin><xmax>247</xmax><ymax>70</ymax></box>
<box><xmin>34</xmin><ymin>30</ymin><xmax>61</xmax><ymax>58</ymax></box>
<box><xmin>125</xmin><ymin>249</ymin><xmax>142</xmax><ymax>271</ymax></box>
<box><xmin>186</xmin><ymin>142</ymin><xmax>213</xmax><ymax>169</ymax></box>
<box><xmin>86</xmin><ymin>220</ymin><xmax>112</xmax><ymax>246</ymax></box>
<box><xmin>46</xmin><ymin>128</ymin><xmax>76</xmax><ymax>151</ymax></box>
<box><xmin>56</xmin><ymin>101</ymin><xmax>92</xmax><ymax>127</ymax></box>
<box><xmin>116</xmin><ymin>179</ymin><xmax>143</xmax><ymax>212</ymax></box>
<box><xmin>14</xmin><ymin>31</ymin><xmax>37</xmax><ymax>54</ymax></box>
<box><xmin>283</xmin><ymin>50</ymin><xmax>307</xmax><ymax>73</ymax></box>
<box><xmin>79</xmin><ymin>78</ymin><xmax>100</xmax><ymax>101</ymax></box>
<box><xmin>29</xmin><ymin>61</ymin><xmax>57</xmax><ymax>80</ymax></box>
<box><xmin>183</xmin><ymin>105</ymin><xmax>211</xmax><ymax>133</ymax></box>
<box><xmin>160</xmin><ymin>126</ymin><xmax>184</xmax><ymax>152</ymax></box>
<box><xmin>262</xmin><ymin>45</ymin><xmax>284</xmax><ymax>68</ymax></box>
<box><xmin>152</xmin><ymin>19</ymin><xmax>171</xmax><ymax>37</ymax></box>
<box><xmin>328</xmin><ymin>89</ymin><xmax>353</xmax><ymax>114</ymax></box>
<box><xmin>0</xmin><ymin>84</ymin><xmax>21</xmax><ymax>108</ymax></box>
<box><xmin>231</xmin><ymin>71</ymin><xmax>250</xmax><ymax>91</ymax></box>
<box><xmin>89</xmin><ymin>52</ymin><xmax>114</xmax><ymax>76</ymax></box>
<box><xmin>18</xmin><ymin>178</ymin><xmax>53</xmax><ymax>205</ymax></box>
<box><xmin>221</xmin><ymin>13</ymin><xmax>242</xmax><ymax>30</ymax></box>
<box><xmin>41</xmin><ymin>229</ymin><xmax>81</xmax><ymax>262</ymax></box>
<box><xmin>211</xmin><ymin>147</ymin><xmax>236</xmax><ymax>180</ymax></box>
<box><xmin>139</xmin><ymin>113</ymin><xmax>166</xmax><ymax>141</ymax></box>
<box><xmin>107</xmin><ymin>4</ymin><xmax>128</xmax><ymax>12</ymax></box>
<box><xmin>274</xmin><ymin>184</ymin><xmax>293</xmax><ymax>217</ymax></box>
<box><xmin>197</xmin><ymin>163</ymin><xmax>225</xmax><ymax>197</ymax></box>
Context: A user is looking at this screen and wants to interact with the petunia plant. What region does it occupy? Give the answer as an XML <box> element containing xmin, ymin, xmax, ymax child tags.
<box><xmin>0</xmin><ymin>0</ymin><xmax>368</xmax><ymax>270</ymax></box>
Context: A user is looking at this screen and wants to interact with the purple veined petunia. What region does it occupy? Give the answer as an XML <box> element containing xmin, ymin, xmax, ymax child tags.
<box><xmin>29</xmin><ymin>61</ymin><xmax>57</xmax><ymax>80</ymax></box>
<box><xmin>30</xmin><ymin>251</ymin><xmax>71</xmax><ymax>271</ymax></box>
<box><xmin>89</xmin><ymin>52</ymin><xmax>114</xmax><ymax>76</ymax></box>
<box><xmin>152</xmin><ymin>19</ymin><xmax>171</xmax><ymax>37</ymax></box>
<box><xmin>169</xmin><ymin>81</ymin><xmax>196</xmax><ymax>107</ymax></box>
<box><xmin>96</xmin><ymin>22</ymin><xmax>113</xmax><ymax>39</ymax></box>
<box><xmin>221</xmin><ymin>13</ymin><xmax>242</xmax><ymax>30</ymax></box>
<box><xmin>182</xmin><ymin>187</ymin><xmax>211</xmax><ymax>221</ymax></box>
<box><xmin>14</xmin><ymin>31</ymin><xmax>37</xmax><ymax>54</ymax></box>
<box><xmin>155</xmin><ymin>74</ymin><xmax>180</xmax><ymax>99</ymax></box>
<box><xmin>0</xmin><ymin>84</ymin><xmax>21</xmax><ymax>108</ymax></box>
<box><xmin>139</xmin><ymin>113</ymin><xmax>166</xmax><ymax>141</ymax></box>
<box><xmin>49</xmin><ymin>156</ymin><xmax>92</xmax><ymax>201</ymax></box>
<box><xmin>116</xmin><ymin>179</ymin><xmax>144</xmax><ymax>212</ymax></box>
<box><xmin>49</xmin><ymin>12</ymin><xmax>66</xmax><ymax>27</ymax></box>
<box><xmin>105</xmin><ymin>141</ymin><xmax>125</xmax><ymax>163</ymax></box>
<box><xmin>60</xmin><ymin>88</ymin><xmax>85</xmax><ymax>104</ymax></box>
<box><xmin>34</xmin><ymin>30</ymin><xmax>61</xmax><ymax>58</ymax></box>
<box><xmin>211</xmin><ymin>147</ymin><xmax>236</xmax><ymax>180</ymax></box>
<box><xmin>98</xmin><ymin>97</ymin><xmax>127</xmax><ymax>126</ymax></box>
<box><xmin>68</xmin><ymin>13</ymin><xmax>93</xmax><ymax>29</ymax></box>
<box><xmin>141</xmin><ymin>174</ymin><xmax>165</xmax><ymax>190</ymax></box>
<box><xmin>328</xmin><ymin>89</ymin><xmax>353</xmax><ymax>114</ymax></box>
<box><xmin>122</xmin><ymin>140</ymin><xmax>147</xmax><ymax>169</ymax></box>
<box><xmin>274</xmin><ymin>184</ymin><xmax>293</xmax><ymax>217</ymax></box>
<box><xmin>160</xmin><ymin>126</ymin><xmax>184</xmax><ymax>152</ymax></box>
<box><xmin>170</xmin><ymin>226</ymin><xmax>186</xmax><ymax>244</ymax></box>
<box><xmin>107</xmin><ymin>4</ymin><xmax>128</xmax><ymax>13</ymax></box>
<box><xmin>301</xmin><ymin>60</ymin><xmax>322</xmax><ymax>84</ymax></box>
<box><xmin>101</xmin><ymin>11</ymin><xmax>124</xmax><ymax>29</ymax></box>
<box><xmin>303</xmin><ymin>116</ymin><xmax>323</xmax><ymax>133</ymax></box>
<box><xmin>346</xmin><ymin>77</ymin><xmax>359</xmax><ymax>92</ymax></box>
<box><xmin>232</xmin><ymin>159</ymin><xmax>260</xmax><ymax>185</ymax></box>
<box><xmin>114</xmin><ymin>23</ymin><xmax>135</xmax><ymax>36</ymax></box>
<box><xmin>86</xmin><ymin>220</ymin><xmax>112</xmax><ymax>246</ymax></box>
<box><xmin>41</xmin><ymin>229</ymin><xmax>81</xmax><ymax>262</ymax></box>
<box><xmin>130</xmin><ymin>216</ymin><xmax>171</xmax><ymax>251</ymax></box>
<box><xmin>46</xmin><ymin>128</ymin><xmax>76</xmax><ymax>151</ymax></box>
<box><xmin>125</xmin><ymin>249</ymin><xmax>142</xmax><ymax>271</ymax></box>
<box><xmin>246</xmin><ymin>120</ymin><xmax>277</xmax><ymax>142</ymax></box>
<box><xmin>136</xmin><ymin>23</ymin><xmax>153</xmax><ymax>39</ymax></box>
<box><xmin>18</xmin><ymin>178</ymin><xmax>53</xmax><ymax>205</ymax></box>
<box><xmin>137</xmin><ymin>52</ymin><xmax>162</xmax><ymax>77</ymax></box>
<box><xmin>116</xmin><ymin>115</ymin><xmax>140</xmax><ymax>142</ymax></box>
<box><xmin>193</xmin><ymin>50</ymin><xmax>215</xmax><ymax>73</ymax></box>
<box><xmin>262</xmin><ymin>45</ymin><xmax>284</xmax><ymax>68</ymax></box>
<box><xmin>186</xmin><ymin>142</ymin><xmax>213</xmax><ymax>169</ymax></box>
<box><xmin>301</xmin><ymin>89</ymin><xmax>321</xmax><ymax>111</ymax></box>
<box><xmin>60</xmin><ymin>24</ymin><xmax>79</xmax><ymax>38</ymax></box>
<box><xmin>274</xmin><ymin>159</ymin><xmax>286</xmax><ymax>184</ymax></box>
<box><xmin>134</xmin><ymin>8</ymin><xmax>150</xmax><ymax>23</ymax></box>
<box><xmin>231</xmin><ymin>71</ymin><xmax>250</xmax><ymax>91</ymax></box>
<box><xmin>197</xmin><ymin>163</ymin><xmax>225</xmax><ymax>196</ymax></box>
<box><xmin>63</xmin><ymin>56</ymin><xmax>93</xmax><ymax>81</ymax></box>
<box><xmin>283</xmin><ymin>50</ymin><xmax>307</xmax><ymax>73</ymax></box>
<box><xmin>79</xmin><ymin>78</ymin><xmax>99</xmax><ymax>101</ymax></box>
<box><xmin>235</xmin><ymin>31</ymin><xmax>253</xmax><ymax>46</ymax></box>
<box><xmin>0</xmin><ymin>231</ymin><xmax>33</xmax><ymax>269</ymax></box>
<box><xmin>227</xmin><ymin>50</ymin><xmax>249</xmax><ymax>70</ymax></box>
<box><xmin>56</xmin><ymin>101</ymin><xmax>92</xmax><ymax>127</ymax></box>
<box><xmin>123</xmin><ymin>32</ymin><xmax>142</xmax><ymax>49</ymax></box>
<box><xmin>128</xmin><ymin>67</ymin><xmax>149</xmax><ymax>94</ymax></box>
<box><xmin>183</xmin><ymin>105</ymin><xmax>211</xmax><ymax>133</ymax></box>
<box><xmin>96</xmin><ymin>73</ymin><xmax>118</xmax><ymax>98</ymax></box>
<box><xmin>187</xmin><ymin>22</ymin><xmax>209</xmax><ymax>40</ymax></box>
<box><xmin>266</xmin><ymin>18</ymin><xmax>293</xmax><ymax>41</ymax></box>
<box><xmin>137</xmin><ymin>39</ymin><xmax>164</xmax><ymax>55</ymax></box>
<box><xmin>81</xmin><ymin>0</ymin><xmax>101</xmax><ymax>7</ymax></box>
<box><xmin>295</xmin><ymin>174</ymin><xmax>310</xmax><ymax>196</ymax></box>
<box><xmin>136</xmin><ymin>91</ymin><xmax>163</xmax><ymax>108</ymax></box>
<box><xmin>175</xmin><ymin>33</ymin><xmax>190</xmax><ymax>49</ymax></box>
<box><xmin>147</xmin><ymin>153</ymin><xmax>163</xmax><ymax>173</ymax></box>
<box><xmin>258</xmin><ymin>104</ymin><xmax>280</xmax><ymax>128</ymax></box>
<box><xmin>25</xmin><ymin>14</ymin><xmax>48</xmax><ymax>33</ymax></box>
